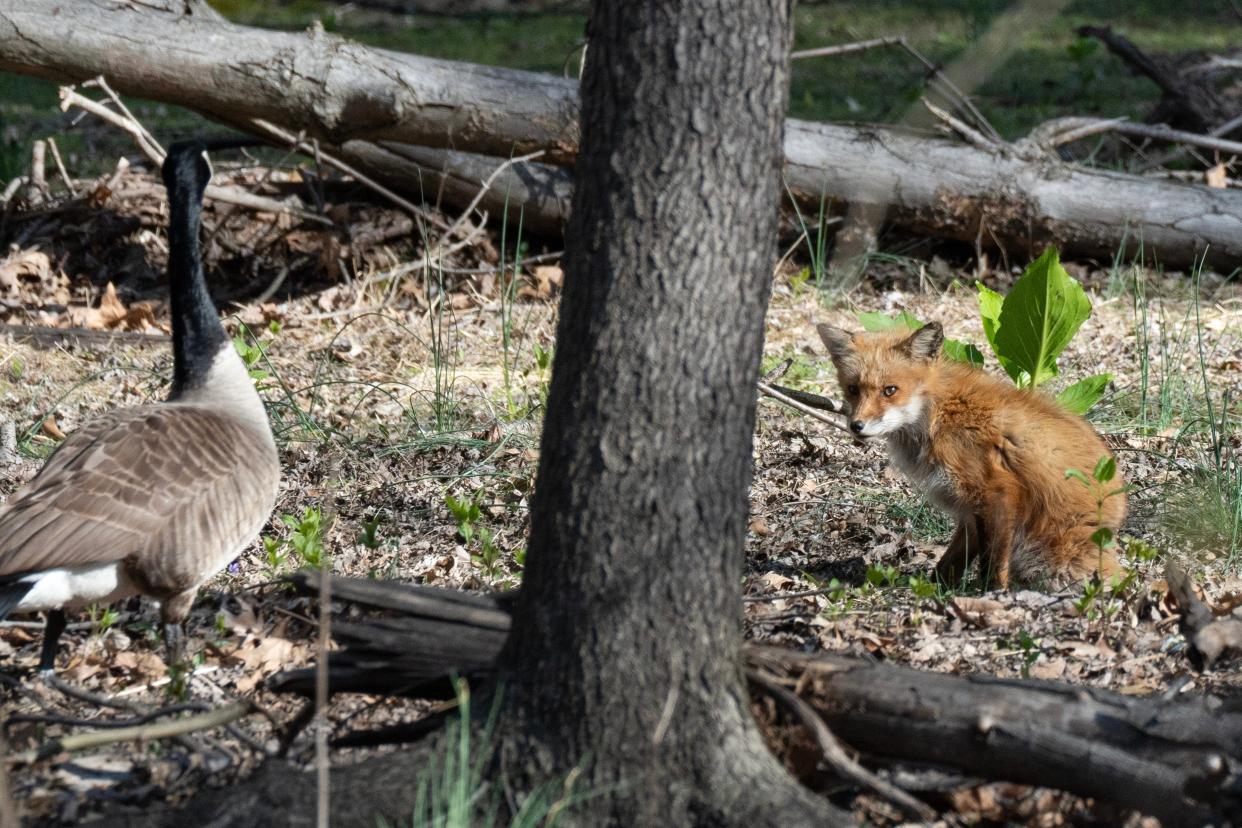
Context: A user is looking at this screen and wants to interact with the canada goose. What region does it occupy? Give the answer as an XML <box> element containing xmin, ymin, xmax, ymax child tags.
<box><xmin>0</xmin><ymin>138</ymin><xmax>280</xmax><ymax>672</ymax></box>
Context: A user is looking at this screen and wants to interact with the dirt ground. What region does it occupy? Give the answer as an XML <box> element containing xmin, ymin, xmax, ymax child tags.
<box><xmin>0</xmin><ymin>165</ymin><xmax>1240</xmax><ymax>825</ymax></box>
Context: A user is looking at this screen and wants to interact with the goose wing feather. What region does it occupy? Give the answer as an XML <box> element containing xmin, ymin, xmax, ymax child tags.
<box><xmin>0</xmin><ymin>405</ymin><xmax>277</xmax><ymax>577</ymax></box>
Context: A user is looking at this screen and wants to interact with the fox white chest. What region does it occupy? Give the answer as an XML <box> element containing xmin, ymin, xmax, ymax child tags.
<box><xmin>886</xmin><ymin>431</ymin><xmax>964</xmax><ymax>516</ymax></box>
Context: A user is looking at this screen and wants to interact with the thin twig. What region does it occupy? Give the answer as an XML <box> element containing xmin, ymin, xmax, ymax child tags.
<box><xmin>435</xmin><ymin>150</ymin><xmax>546</xmax><ymax>253</ymax></box>
<box><xmin>28</xmin><ymin>140</ymin><xmax>46</xmax><ymax>198</ymax></box>
<box><xmin>350</xmin><ymin>250</ymin><xmax>563</xmax><ymax>302</ymax></box>
<box><xmin>45</xmin><ymin>138</ymin><xmax>76</xmax><ymax>197</ymax></box>
<box><xmin>5</xmin><ymin>703</ymin><xmax>209</xmax><ymax>733</ymax></box>
<box><xmin>922</xmin><ymin>98</ymin><xmax>1000</xmax><ymax>151</ymax></box>
<box><xmin>254</xmin><ymin>264</ymin><xmax>290</xmax><ymax>305</ymax></box>
<box><xmin>897</xmin><ymin>39</ymin><xmax>1001</xmax><ymax>144</ymax></box>
<box><xmin>58</xmin><ymin>88</ymin><xmax>331</xmax><ymax>226</ymax></box>
<box><xmin>743</xmin><ymin>586</ymin><xmax>838</xmax><ymax>604</ymax></box>
<box><xmin>791</xmin><ymin>36</ymin><xmax>904</xmax><ymax>60</ymax></box>
<box><xmin>748</xmin><ymin>669</ymin><xmax>937</xmax><ymax>822</ymax></box>
<box><xmin>248</xmin><ymin>118</ymin><xmax>452</xmax><ymax>233</ymax></box>
<box><xmin>315</xmin><ymin>543</ymin><xmax>333</xmax><ymax>828</ymax></box>
<box><xmin>789</xmin><ymin>34</ymin><xmax>998</xmax><ymax>142</ymax></box>
<box><xmin>85</xmin><ymin>76</ymin><xmax>164</xmax><ymax>159</ymax></box>
<box><xmin>1037</xmin><ymin>116</ymin><xmax>1242</xmax><ymax>157</ymax></box>
<box><xmin>11</xmin><ymin>702</ymin><xmax>251</xmax><ymax>765</ymax></box>
<box><xmin>757</xmin><ymin>381</ymin><xmax>850</xmax><ymax>433</ymax></box>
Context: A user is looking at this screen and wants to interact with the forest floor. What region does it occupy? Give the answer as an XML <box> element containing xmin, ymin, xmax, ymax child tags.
<box><xmin>0</xmin><ymin>161</ymin><xmax>1239</xmax><ymax>825</ymax></box>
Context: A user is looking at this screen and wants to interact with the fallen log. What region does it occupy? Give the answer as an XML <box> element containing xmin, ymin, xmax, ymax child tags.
<box><xmin>1079</xmin><ymin>25</ymin><xmax>1239</xmax><ymax>134</ymax></box>
<box><xmin>1</xmin><ymin>1</ymin><xmax>1241</xmax><ymax>267</ymax></box>
<box><xmin>268</xmin><ymin>573</ymin><xmax>1242</xmax><ymax>826</ymax></box>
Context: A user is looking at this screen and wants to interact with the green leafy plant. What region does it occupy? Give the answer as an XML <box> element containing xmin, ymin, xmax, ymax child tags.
<box><xmin>446</xmin><ymin>492</ymin><xmax>483</xmax><ymax>545</ymax></box>
<box><xmin>447</xmin><ymin>491</ymin><xmax>513</xmax><ymax>581</ymax></box>
<box><xmin>262</xmin><ymin>535</ymin><xmax>288</xmax><ymax>573</ymax></box>
<box><xmin>526</xmin><ymin>342</ymin><xmax>555</xmax><ymax>413</ymax></box>
<box><xmin>87</xmin><ymin>604</ymin><xmax>119</xmax><ymax>636</ymax></box>
<box><xmin>977</xmin><ymin>247</ymin><xmax>1112</xmax><ymax>413</ymax></box>
<box><xmin>232</xmin><ymin>324</ymin><xmax>275</xmax><ymax>385</ymax></box>
<box><xmin>261</xmin><ymin>506</ymin><xmax>327</xmax><ymax>575</ymax></box>
<box><xmin>1015</xmin><ymin>629</ymin><xmax>1041</xmax><ymax>678</ymax></box>
<box><xmin>865</xmin><ymin>562</ymin><xmax>901</xmax><ymax>588</ymax></box>
<box><xmin>856</xmin><ymin>311</ymin><xmax>984</xmax><ymax>367</ymax></box>
<box><xmin>358</xmin><ymin>515</ymin><xmax>384</xmax><ymax>550</ymax></box>
<box><xmin>906</xmin><ymin>574</ymin><xmax>938</xmax><ymax>600</ymax></box>
<box><xmin>165</xmin><ymin>651</ymin><xmax>205</xmax><ymax>702</ymax></box>
<box><xmin>282</xmin><ymin>506</ymin><xmax>326</xmax><ymax>569</ymax></box>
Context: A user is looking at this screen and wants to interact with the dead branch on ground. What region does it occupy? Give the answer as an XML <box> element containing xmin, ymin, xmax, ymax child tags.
<box><xmin>265</xmin><ymin>573</ymin><xmax>1242</xmax><ymax>827</ymax></box>
<box><xmin>2</xmin><ymin>1</ymin><xmax>1241</xmax><ymax>266</ymax></box>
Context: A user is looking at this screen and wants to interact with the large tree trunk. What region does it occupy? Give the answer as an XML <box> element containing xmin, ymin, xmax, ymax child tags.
<box><xmin>487</xmin><ymin>2</ymin><xmax>840</xmax><ymax>825</ymax></box>
<box><xmin>2</xmin><ymin>1</ymin><xmax>1241</xmax><ymax>267</ymax></box>
<box><xmin>84</xmin><ymin>3</ymin><xmax>845</xmax><ymax>826</ymax></box>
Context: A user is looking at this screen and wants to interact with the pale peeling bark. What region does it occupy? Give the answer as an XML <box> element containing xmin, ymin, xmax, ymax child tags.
<box><xmin>1</xmin><ymin>0</ymin><xmax>1240</xmax><ymax>265</ymax></box>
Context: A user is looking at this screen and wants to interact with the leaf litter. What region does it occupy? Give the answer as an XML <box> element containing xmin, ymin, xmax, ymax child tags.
<box><xmin>0</xmin><ymin>172</ymin><xmax>1239</xmax><ymax>824</ymax></box>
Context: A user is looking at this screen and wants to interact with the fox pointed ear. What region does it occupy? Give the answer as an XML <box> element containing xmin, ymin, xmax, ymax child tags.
<box><xmin>901</xmin><ymin>322</ymin><xmax>944</xmax><ymax>360</ymax></box>
<box><xmin>816</xmin><ymin>324</ymin><xmax>855</xmax><ymax>362</ymax></box>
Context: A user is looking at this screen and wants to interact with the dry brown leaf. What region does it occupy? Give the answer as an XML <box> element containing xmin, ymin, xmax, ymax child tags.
<box><xmin>517</xmin><ymin>265</ymin><xmax>563</xmax><ymax>300</ymax></box>
<box><xmin>950</xmin><ymin>596</ymin><xmax>1014</xmax><ymax>628</ymax></box>
<box><xmin>1059</xmin><ymin>639</ymin><xmax>1113</xmax><ymax>659</ymax></box>
<box><xmin>757</xmin><ymin>572</ymin><xmax>796</xmax><ymax>592</ymax></box>
<box><xmin>472</xmin><ymin>422</ymin><xmax>503</xmax><ymax>443</ymax></box>
<box><xmin>0</xmin><ymin>249</ymin><xmax>52</xmax><ymax>296</ymax></box>
<box><xmin>1029</xmin><ymin>656</ymin><xmax>1067</xmax><ymax>680</ymax></box>
<box><xmin>41</xmin><ymin>416</ymin><xmax>65</xmax><ymax>441</ymax></box>
<box><xmin>748</xmin><ymin>517</ymin><xmax>771</xmax><ymax>536</ymax></box>
<box><xmin>230</xmin><ymin>635</ymin><xmax>304</xmax><ymax>693</ymax></box>
<box><xmin>111</xmin><ymin>650</ymin><xmax>167</xmax><ymax>679</ymax></box>
<box><xmin>66</xmin><ymin>282</ymin><xmax>150</xmax><ymax>331</ymax></box>
<box><xmin>1205</xmin><ymin>164</ymin><xmax>1228</xmax><ymax>189</ymax></box>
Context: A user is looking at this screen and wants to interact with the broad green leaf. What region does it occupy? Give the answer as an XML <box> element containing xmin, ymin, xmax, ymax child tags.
<box><xmin>994</xmin><ymin>248</ymin><xmax>1091</xmax><ymax>388</ymax></box>
<box><xmin>1092</xmin><ymin>455</ymin><xmax>1117</xmax><ymax>484</ymax></box>
<box><xmin>1055</xmin><ymin>373</ymin><xmax>1112</xmax><ymax>415</ymax></box>
<box><xmin>976</xmin><ymin>281</ymin><xmax>1020</xmax><ymax>381</ymax></box>
<box><xmin>943</xmin><ymin>339</ymin><xmax>985</xmax><ymax>367</ymax></box>
<box><xmin>1090</xmin><ymin>527</ymin><xmax>1115</xmax><ymax>549</ymax></box>
<box><xmin>856</xmin><ymin>310</ymin><xmax>922</xmax><ymax>332</ymax></box>
<box><xmin>1064</xmin><ymin>468</ymin><xmax>1091</xmax><ymax>486</ymax></box>
<box><xmin>976</xmin><ymin>281</ymin><xmax>1004</xmax><ymax>349</ymax></box>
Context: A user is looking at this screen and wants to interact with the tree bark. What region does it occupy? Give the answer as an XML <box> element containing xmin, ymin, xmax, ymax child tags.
<box><xmin>2</xmin><ymin>0</ymin><xmax>1241</xmax><ymax>267</ymax></box>
<box><xmin>485</xmin><ymin>2</ymin><xmax>841</xmax><ymax>825</ymax></box>
<box><xmin>83</xmin><ymin>2</ymin><xmax>845</xmax><ymax>826</ymax></box>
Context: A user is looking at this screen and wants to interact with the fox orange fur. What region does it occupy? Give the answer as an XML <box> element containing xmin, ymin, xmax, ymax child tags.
<box><xmin>818</xmin><ymin>321</ymin><xmax>1126</xmax><ymax>589</ymax></box>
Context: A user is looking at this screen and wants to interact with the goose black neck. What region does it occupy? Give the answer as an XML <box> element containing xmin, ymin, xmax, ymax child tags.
<box><xmin>167</xmin><ymin>167</ymin><xmax>225</xmax><ymax>395</ymax></box>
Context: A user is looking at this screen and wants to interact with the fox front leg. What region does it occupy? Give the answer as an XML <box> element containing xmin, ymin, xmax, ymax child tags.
<box><xmin>935</xmin><ymin>517</ymin><xmax>982</xmax><ymax>588</ymax></box>
<box><xmin>981</xmin><ymin>507</ymin><xmax>1018</xmax><ymax>590</ymax></box>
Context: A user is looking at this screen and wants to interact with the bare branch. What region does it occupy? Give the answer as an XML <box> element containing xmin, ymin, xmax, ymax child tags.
<box><xmin>749</xmin><ymin>668</ymin><xmax>937</xmax><ymax>823</ymax></box>
<box><xmin>757</xmin><ymin>380</ymin><xmax>849</xmax><ymax>433</ymax></box>
<box><xmin>58</xmin><ymin>87</ymin><xmax>332</xmax><ymax>226</ymax></box>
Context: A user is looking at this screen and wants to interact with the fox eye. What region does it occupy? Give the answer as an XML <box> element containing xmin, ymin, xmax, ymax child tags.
<box><xmin>883</xmin><ymin>385</ymin><xmax>898</xmax><ymax>397</ymax></box>
<box><xmin>847</xmin><ymin>384</ymin><xmax>859</xmax><ymax>396</ymax></box>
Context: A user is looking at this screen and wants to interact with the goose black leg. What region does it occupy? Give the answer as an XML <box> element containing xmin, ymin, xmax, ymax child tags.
<box><xmin>38</xmin><ymin>609</ymin><xmax>67</xmax><ymax>673</ymax></box>
<box><xmin>163</xmin><ymin>622</ymin><xmax>185</xmax><ymax>667</ymax></box>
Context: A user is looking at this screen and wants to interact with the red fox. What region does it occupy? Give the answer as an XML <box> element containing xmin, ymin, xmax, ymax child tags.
<box><xmin>816</xmin><ymin>321</ymin><xmax>1125</xmax><ymax>589</ymax></box>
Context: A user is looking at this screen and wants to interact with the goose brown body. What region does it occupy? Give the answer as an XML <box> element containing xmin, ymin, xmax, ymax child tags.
<box><xmin>0</xmin><ymin>138</ymin><xmax>280</xmax><ymax>671</ymax></box>
<box><xmin>0</xmin><ymin>400</ymin><xmax>277</xmax><ymax>608</ymax></box>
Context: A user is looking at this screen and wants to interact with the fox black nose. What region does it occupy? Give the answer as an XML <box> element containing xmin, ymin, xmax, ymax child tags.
<box><xmin>850</xmin><ymin>420</ymin><xmax>865</xmax><ymax>434</ymax></box>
